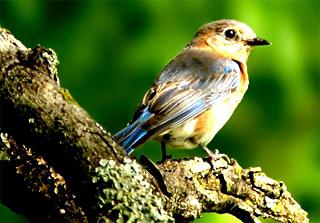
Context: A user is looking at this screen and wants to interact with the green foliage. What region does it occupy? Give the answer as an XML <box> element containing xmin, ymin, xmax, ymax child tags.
<box><xmin>0</xmin><ymin>0</ymin><xmax>318</xmax><ymax>222</ymax></box>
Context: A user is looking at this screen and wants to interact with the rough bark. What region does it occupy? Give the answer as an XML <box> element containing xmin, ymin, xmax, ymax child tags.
<box><xmin>0</xmin><ymin>28</ymin><xmax>308</xmax><ymax>223</ymax></box>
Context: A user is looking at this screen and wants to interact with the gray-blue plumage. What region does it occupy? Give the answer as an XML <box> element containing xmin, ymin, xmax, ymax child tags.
<box><xmin>114</xmin><ymin>48</ymin><xmax>242</xmax><ymax>153</ymax></box>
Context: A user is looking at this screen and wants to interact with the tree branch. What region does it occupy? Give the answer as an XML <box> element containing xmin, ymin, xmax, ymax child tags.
<box><xmin>0</xmin><ymin>28</ymin><xmax>308</xmax><ymax>223</ymax></box>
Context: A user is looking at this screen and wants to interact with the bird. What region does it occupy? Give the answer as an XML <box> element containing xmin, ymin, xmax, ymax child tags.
<box><xmin>114</xmin><ymin>19</ymin><xmax>270</xmax><ymax>161</ymax></box>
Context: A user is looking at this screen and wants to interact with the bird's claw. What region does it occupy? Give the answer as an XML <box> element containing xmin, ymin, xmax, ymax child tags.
<box><xmin>201</xmin><ymin>146</ymin><xmax>231</xmax><ymax>169</ymax></box>
<box><xmin>211</xmin><ymin>149</ymin><xmax>231</xmax><ymax>164</ymax></box>
<box><xmin>161</xmin><ymin>154</ymin><xmax>172</xmax><ymax>163</ymax></box>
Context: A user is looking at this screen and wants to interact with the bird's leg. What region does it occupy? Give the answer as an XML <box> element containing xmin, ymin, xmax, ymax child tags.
<box><xmin>161</xmin><ymin>141</ymin><xmax>171</xmax><ymax>162</ymax></box>
<box><xmin>199</xmin><ymin>144</ymin><xmax>216</xmax><ymax>157</ymax></box>
<box><xmin>199</xmin><ymin>144</ymin><xmax>231</xmax><ymax>165</ymax></box>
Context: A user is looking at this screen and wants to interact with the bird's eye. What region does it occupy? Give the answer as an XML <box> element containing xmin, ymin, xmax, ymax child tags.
<box><xmin>224</xmin><ymin>29</ymin><xmax>236</xmax><ymax>39</ymax></box>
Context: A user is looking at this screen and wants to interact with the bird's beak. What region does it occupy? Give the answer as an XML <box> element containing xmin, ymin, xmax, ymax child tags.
<box><xmin>246</xmin><ymin>37</ymin><xmax>271</xmax><ymax>46</ymax></box>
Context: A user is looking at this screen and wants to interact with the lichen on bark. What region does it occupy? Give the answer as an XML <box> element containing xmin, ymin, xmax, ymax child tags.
<box><xmin>93</xmin><ymin>158</ymin><xmax>173</xmax><ymax>223</ymax></box>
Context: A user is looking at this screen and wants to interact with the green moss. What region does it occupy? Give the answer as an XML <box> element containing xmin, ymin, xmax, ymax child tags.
<box><xmin>0</xmin><ymin>132</ymin><xmax>10</xmax><ymax>161</ymax></box>
<box><xmin>0</xmin><ymin>150</ymin><xmax>10</xmax><ymax>161</ymax></box>
<box><xmin>60</xmin><ymin>88</ymin><xmax>79</xmax><ymax>106</ymax></box>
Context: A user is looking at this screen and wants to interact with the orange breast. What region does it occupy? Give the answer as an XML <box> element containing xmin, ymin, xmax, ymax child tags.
<box><xmin>239</xmin><ymin>61</ymin><xmax>249</xmax><ymax>91</ymax></box>
<box><xmin>194</xmin><ymin>109</ymin><xmax>215</xmax><ymax>137</ymax></box>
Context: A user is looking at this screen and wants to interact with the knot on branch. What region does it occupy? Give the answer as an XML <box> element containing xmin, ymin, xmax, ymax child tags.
<box><xmin>26</xmin><ymin>46</ymin><xmax>60</xmax><ymax>84</ymax></box>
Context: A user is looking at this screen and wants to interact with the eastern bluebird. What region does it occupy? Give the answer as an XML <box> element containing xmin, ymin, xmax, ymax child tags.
<box><xmin>114</xmin><ymin>19</ymin><xmax>270</xmax><ymax>160</ymax></box>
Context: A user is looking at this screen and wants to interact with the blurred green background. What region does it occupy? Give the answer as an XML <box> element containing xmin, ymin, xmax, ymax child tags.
<box><xmin>0</xmin><ymin>0</ymin><xmax>319</xmax><ymax>222</ymax></box>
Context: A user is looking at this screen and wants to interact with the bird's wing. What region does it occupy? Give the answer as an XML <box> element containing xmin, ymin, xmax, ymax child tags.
<box><xmin>134</xmin><ymin>53</ymin><xmax>242</xmax><ymax>138</ymax></box>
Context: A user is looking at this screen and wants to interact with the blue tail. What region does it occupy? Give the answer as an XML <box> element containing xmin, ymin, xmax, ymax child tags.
<box><xmin>114</xmin><ymin>109</ymin><xmax>152</xmax><ymax>154</ymax></box>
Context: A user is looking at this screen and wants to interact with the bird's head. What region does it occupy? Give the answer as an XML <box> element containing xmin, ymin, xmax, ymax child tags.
<box><xmin>190</xmin><ymin>19</ymin><xmax>270</xmax><ymax>63</ymax></box>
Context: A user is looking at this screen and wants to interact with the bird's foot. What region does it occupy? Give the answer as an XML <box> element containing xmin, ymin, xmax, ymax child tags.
<box><xmin>200</xmin><ymin>146</ymin><xmax>231</xmax><ymax>168</ymax></box>
<box><xmin>161</xmin><ymin>154</ymin><xmax>172</xmax><ymax>162</ymax></box>
<box><xmin>211</xmin><ymin>149</ymin><xmax>231</xmax><ymax>164</ymax></box>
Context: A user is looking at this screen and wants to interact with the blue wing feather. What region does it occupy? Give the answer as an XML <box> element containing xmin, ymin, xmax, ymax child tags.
<box><xmin>114</xmin><ymin>108</ymin><xmax>152</xmax><ymax>154</ymax></box>
<box><xmin>120</xmin><ymin>128</ymin><xmax>148</xmax><ymax>154</ymax></box>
